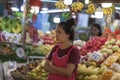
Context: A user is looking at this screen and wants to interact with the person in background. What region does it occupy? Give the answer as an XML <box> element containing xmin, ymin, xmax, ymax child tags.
<box><xmin>89</xmin><ymin>23</ymin><xmax>102</xmax><ymax>40</ymax></box>
<box><xmin>44</xmin><ymin>18</ymin><xmax>80</xmax><ymax>80</ymax></box>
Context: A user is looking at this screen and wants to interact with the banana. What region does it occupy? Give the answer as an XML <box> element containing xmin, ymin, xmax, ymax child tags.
<box><xmin>55</xmin><ymin>1</ymin><xmax>68</xmax><ymax>9</ymax></box>
<box><xmin>85</xmin><ymin>3</ymin><xmax>95</xmax><ymax>14</ymax></box>
<box><xmin>102</xmin><ymin>6</ymin><xmax>114</xmax><ymax>15</ymax></box>
<box><xmin>71</xmin><ymin>2</ymin><xmax>83</xmax><ymax>12</ymax></box>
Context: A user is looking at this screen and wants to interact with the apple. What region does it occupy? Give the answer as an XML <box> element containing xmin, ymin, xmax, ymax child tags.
<box><xmin>101</xmin><ymin>45</ymin><xmax>106</xmax><ymax>49</ymax></box>
<box><xmin>112</xmin><ymin>45</ymin><xmax>119</xmax><ymax>52</ymax></box>
<box><xmin>116</xmin><ymin>40</ymin><xmax>120</xmax><ymax>45</ymax></box>
<box><xmin>102</xmin><ymin>52</ymin><xmax>109</xmax><ymax>59</ymax></box>
<box><xmin>107</xmin><ymin>45</ymin><xmax>113</xmax><ymax>49</ymax></box>
<box><xmin>106</xmin><ymin>49</ymin><xmax>113</xmax><ymax>55</ymax></box>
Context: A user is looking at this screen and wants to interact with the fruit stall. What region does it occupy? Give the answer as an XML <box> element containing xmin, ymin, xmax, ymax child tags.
<box><xmin>0</xmin><ymin>0</ymin><xmax>120</xmax><ymax>80</ymax></box>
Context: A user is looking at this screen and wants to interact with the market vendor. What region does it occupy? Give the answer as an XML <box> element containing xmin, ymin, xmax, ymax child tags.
<box><xmin>44</xmin><ymin>18</ymin><xmax>80</xmax><ymax>80</ymax></box>
<box><xmin>89</xmin><ymin>23</ymin><xmax>102</xmax><ymax>40</ymax></box>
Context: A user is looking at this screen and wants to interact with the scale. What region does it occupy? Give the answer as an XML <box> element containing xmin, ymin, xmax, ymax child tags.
<box><xmin>16</xmin><ymin>47</ymin><xmax>25</xmax><ymax>58</ymax></box>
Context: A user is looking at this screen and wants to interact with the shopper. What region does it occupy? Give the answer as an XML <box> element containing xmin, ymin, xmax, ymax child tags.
<box><xmin>44</xmin><ymin>18</ymin><xmax>80</xmax><ymax>80</ymax></box>
<box><xmin>89</xmin><ymin>23</ymin><xmax>102</xmax><ymax>39</ymax></box>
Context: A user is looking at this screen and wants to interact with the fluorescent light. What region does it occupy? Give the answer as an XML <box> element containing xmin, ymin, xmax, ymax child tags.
<box><xmin>64</xmin><ymin>0</ymin><xmax>72</xmax><ymax>5</ymax></box>
<box><xmin>11</xmin><ymin>7</ymin><xmax>19</xmax><ymax>11</ymax></box>
<box><xmin>41</xmin><ymin>0</ymin><xmax>57</xmax><ymax>2</ymax></box>
<box><xmin>40</xmin><ymin>9</ymin><xmax>70</xmax><ymax>13</ymax></box>
<box><xmin>85</xmin><ymin>0</ymin><xmax>89</xmax><ymax>4</ymax></box>
<box><xmin>101</xmin><ymin>3</ymin><xmax>112</xmax><ymax>8</ymax></box>
<box><xmin>115</xmin><ymin>7</ymin><xmax>120</xmax><ymax>10</ymax></box>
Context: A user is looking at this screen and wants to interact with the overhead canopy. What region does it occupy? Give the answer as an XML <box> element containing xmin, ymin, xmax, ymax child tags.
<box><xmin>91</xmin><ymin>0</ymin><xmax>120</xmax><ymax>3</ymax></box>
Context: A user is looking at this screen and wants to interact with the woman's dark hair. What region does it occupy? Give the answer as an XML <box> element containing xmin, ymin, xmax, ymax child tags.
<box><xmin>91</xmin><ymin>23</ymin><xmax>102</xmax><ymax>36</ymax></box>
<box><xmin>58</xmin><ymin>18</ymin><xmax>75</xmax><ymax>41</ymax></box>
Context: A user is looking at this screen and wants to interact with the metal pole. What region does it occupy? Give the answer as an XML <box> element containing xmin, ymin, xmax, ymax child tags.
<box><xmin>21</xmin><ymin>0</ymin><xmax>27</xmax><ymax>45</ymax></box>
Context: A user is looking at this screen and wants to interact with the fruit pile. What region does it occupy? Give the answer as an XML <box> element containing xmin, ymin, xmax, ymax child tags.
<box><xmin>62</xmin><ymin>12</ymin><xmax>71</xmax><ymax>19</ymax></box>
<box><xmin>55</xmin><ymin>0</ymin><xmax>68</xmax><ymax>9</ymax></box>
<box><xmin>77</xmin><ymin>63</ymin><xmax>108</xmax><ymax>80</ymax></box>
<box><xmin>41</xmin><ymin>35</ymin><xmax>54</xmax><ymax>45</ymax></box>
<box><xmin>102</xmin><ymin>6</ymin><xmax>115</xmax><ymax>16</ymax></box>
<box><xmin>85</xmin><ymin>3</ymin><xmax>96</xmax><ymax>14</ymax></box>
<box><xmin>71</xmin><ymin>2</ymin><xmax>84</xmax><ymax>12</ymax></box>
<box><xmin>80</xmin><ymin>37</ymin><xmax>107</xmax><ymax>56</ymax></box>
<box><xmin>36</xmin><ymin>44</ymin><xmax>54</xmax><ymax>55</ymax></box>
<box><xmin>98</xmin><ymin>39</ymin><xmax>120</xmax><ymax>59</ymax></box>
<box><xmin>11</xmin><ymin>60</ymin><xmax>48</xmax><ymax>80</ymax></box>
<box><xmin>0</xmin><ymin>17</ymin><xmax>22</xmax><ymax>33</ymax></box>
<box><xmin>27</xmin><ymin>60</ymin><xmax>48</xmax><ymax>80</ymax></box>
<box><xmin>25</xmin><ymin>44</ymin><xmax>53</xmax><ymax>56</ymax></box>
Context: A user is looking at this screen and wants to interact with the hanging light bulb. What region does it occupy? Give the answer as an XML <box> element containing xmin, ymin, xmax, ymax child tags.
<box><xmin>64</xmin><ymin>0</ymin><xmax>73</xmax><ymax>5</ymax></box>
<box><xmin>101</xmin><ymin>3</ymin><xmax>112</xmax><ymax>8</ymax></box>
<box><xmin>11</xmin><ymin>0</ymin><xmax>19</xmax><ymax>11</ymax></box>
<box><xmin>85</xmin><ymin>0</ymin><xmax>89</xmax><ymax>4</ymax></box>
<box><xmin>20</xmin><ymin>4</ymin><xmax>24</xmax><ymax>11</ymax></box>
<box><xmin>53</xmin><ymin>15</ymin><xmax>60</xmax><ymax>23</ymax></box>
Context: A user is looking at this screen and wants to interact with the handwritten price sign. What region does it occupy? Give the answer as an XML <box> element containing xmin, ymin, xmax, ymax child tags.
<box><xmin>90</xmin><ymin>51</ymin><xmax>102</xmax><ymax>62</ymax></box>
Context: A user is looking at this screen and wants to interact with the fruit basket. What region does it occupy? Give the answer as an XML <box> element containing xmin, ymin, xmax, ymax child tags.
<box><xmin>11</xmin><ymin>71</ymin><xmax>42</xmax><ymax>80</ymax></box>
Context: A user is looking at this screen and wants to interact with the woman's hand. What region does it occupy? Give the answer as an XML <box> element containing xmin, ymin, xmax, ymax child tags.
<box><xmin>43</xmin><ymin>60</ymin><xmax>56</xmax><ymax>74</ymax></box>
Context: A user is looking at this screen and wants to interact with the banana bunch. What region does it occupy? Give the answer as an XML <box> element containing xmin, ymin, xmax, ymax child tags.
<box><xmin>102</xmin><ymin>6</ymin><xmax>114</xmax><ymax>16</ymax></box>
<box><xmin>85</xmin><ymin>3</ymin><xmax>95</xmax><ymax>14</ymax></box>
<box><xmin>55</xmin><ymin>1</ymin><xmax>68</xmax><ymax>9</ymax></box>
<box><xmin>12</xmin><ymin>23</ymin><xmax>22</xmax><ymax>34</ymax></box>
<box><xmin>71</xmin><ymin>2</ymin><xmax>84</xmax><ymax>13</ymax></box>
<box><xmin>27</xmin><ymin>60</ymin><xmax>48</xmax><ymax>79</ymax></box>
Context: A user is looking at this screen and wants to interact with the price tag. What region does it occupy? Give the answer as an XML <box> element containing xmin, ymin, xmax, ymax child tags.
<box><xmin>90</xmin><ymin>51</ymin><xmax>102</xmax><ymax>62</ymax></box>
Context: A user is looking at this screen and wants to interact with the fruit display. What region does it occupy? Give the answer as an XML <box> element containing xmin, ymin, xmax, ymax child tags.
<box><xmin>27</xmin><ymin>60</ymin><xmax>48</xmax><ymax>80</ymax></box>
<box><xmin>27</xmin><ymin>26</ymin><xmax>41</xmax><ymax>43</ymax></box>
<box><xmin>99</xmin><ymin>70</ymin><xmax>113</xmax><ymax>80</ymax></box>
<box><xmin>98</xmin><ymin>38</ymin><xmax>120</xmax><ymax>59</ymax></box>
<box><xmin>80</xmin><ymin>37</ymin><xmax>107</xmax><ymax>56</ymax></box>
<box><xmin>36</xmin><ymin>44</ymin><xmax>54</xmax><ymax>55</ymax></box>
<box><xmin>62</xmin><ymin>12</ymin><xmax>71</xmax><ymax>19</ymax></box>
<box><xmin>11</xmin><ymin>60</ymin><xmax>42</xmax><ymax>80</ymax></box>
<box><xmin>71</xmin><ymin>2</ymin><xmax>84</xmax><ymax>13</ymax></box>
<box><xmin>101</xmin><ymin>53</ymin><xmax>120</xmax><ymax>67</ymax></box>
<box><xmin>11</xmin><ymin>60</ymin><xmax>48</xmax><ymax>80</ymax></box>
<box><xmin>25</xmin><ymin>44</ymin><xmax>53</xmax><ymax>56</ymax></box>
<box><xmin>102</xmin><ymin>6</ymin><xmax>115</xmax><ymax>16</ymax></box>
<box><xmin>85</xmin><ymin>3</ymin><xmax>96</xmax><ymax>14</ymax></box>
<box><xmin>55</xmin><ymin>0</ymin><xmax>68</xmax><ymax>9</ymax></box>
<box><xmin>41</xmin><ymin>35</ymin><xmax>54</xmax><ymax>45</ymax></box>
<box><xmin>77</xmin><ymin>63</ymin><xmax>108</xmax><ymax>80</ymax></box>
<box><xmin>0</xmin><ymin>17</ymin><xmax>22</xmax><ymax>33</ymax></box>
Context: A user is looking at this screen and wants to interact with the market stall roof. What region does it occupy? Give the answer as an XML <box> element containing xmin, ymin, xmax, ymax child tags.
<box><xmin>91</xmin><ymin>0</ymin><xmax>120</xmax><ymax>3</ymax></box>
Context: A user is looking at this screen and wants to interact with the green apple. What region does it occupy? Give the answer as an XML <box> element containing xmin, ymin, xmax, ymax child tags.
<box><xmin>112</xmin><ymin>45</ymin><xmax>119</xmax><ymax>52</ymax></box>
<box><xmin>106</xmin><ymin>49</ymin><xmax>113</xmax><ymax>54</ymax></box>
<box><xmin>116</xmin><ymin>40</ymin><xmax>120</xmax><ymax>45</ymax></box>
<box><xmin>107</xmin><ymin>45</ymin><xmax>113</xmax><ymax>49</ymax></box>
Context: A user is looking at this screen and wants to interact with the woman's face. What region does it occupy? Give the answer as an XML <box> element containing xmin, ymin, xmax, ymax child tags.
<box><xmin>56</xmin><ymin>26</ymin><xmax>69</xmax><ymax>44</ymax></box>
<box><xmin>91</xmin><ymin>27</ymin><xmax>100</xmax><ymax>36</ymax></box>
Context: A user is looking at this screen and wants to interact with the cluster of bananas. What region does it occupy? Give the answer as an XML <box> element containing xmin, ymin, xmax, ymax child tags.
<box><xmin>55</xmin><ymin>1</ymin><xmax>68</xmax><ymax>9</ymax></box>
<box><xmin>12</xmin><ymin>23</ymin><xmax>22</xmax><ymax>34</ymax></box>
<box><xmin>71</xmin><ymin>2</ymin><xmax>84</xmax><ymax>12</ymax></box>
<box><xmin>27</xmin><ymin>60</ymin><xmax>48</xmax><ymax>80</ymax></box>
<box><xmin>102</xmin><ymin>6</ymin><xmax>114</xmax><ymax>16</ymax></box>
<box><xmin>85</xmin><ymin>3</ymin><xmax>95</xmax><ymax>14</ymax></box>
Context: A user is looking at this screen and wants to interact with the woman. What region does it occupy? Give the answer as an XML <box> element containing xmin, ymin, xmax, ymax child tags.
<box><xmin>44</xmin><ymin>18</ymin><xmax>80</xmax><ymax>80</ymax></box>
<box><xmin>89</xmin><ymin>23</ymin><xmax>102</xmax><ymax>39</ymax></box>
